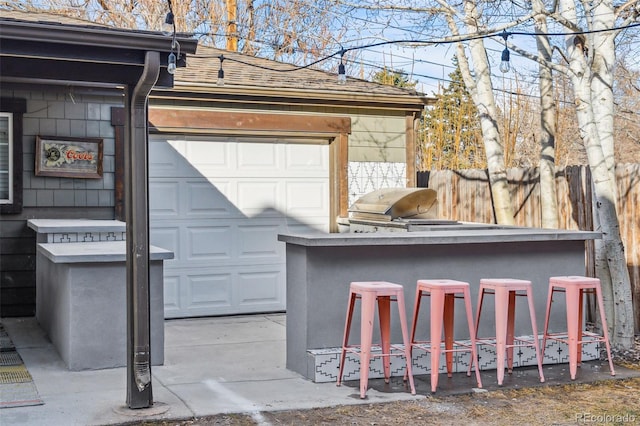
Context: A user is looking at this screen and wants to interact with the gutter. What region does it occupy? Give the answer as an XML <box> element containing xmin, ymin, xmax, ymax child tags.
<box><xmin>126</xmin><ymin>50</ymin><xmax>160</xmax><ymax>409</ymax></box>
<box><xmin>0</xmin><ymin>18</ymin><xmax>198</xmax><ymax>54</ymax></box>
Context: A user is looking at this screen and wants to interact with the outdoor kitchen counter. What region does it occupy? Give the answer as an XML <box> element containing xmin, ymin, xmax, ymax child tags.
<box><xmin>278</xmin><ymin>227</ymin><xmax>600</xmax><ymax>246</ymax></box>
<box><xmin>32</xmin><ymin>223</ymin><xmax>172</xmax><ymax>371</ymax></box>
<box><xmin>278</xmin><ymin>228</ymin><xmax>602</xmax><ymax>380</ymax></box>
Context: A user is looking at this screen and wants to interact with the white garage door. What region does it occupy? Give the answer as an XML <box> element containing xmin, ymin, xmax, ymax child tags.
<box><xmin>149</xmin><ymin>135</ymin><xmax>330</xmax><ymax>318</ymax></box>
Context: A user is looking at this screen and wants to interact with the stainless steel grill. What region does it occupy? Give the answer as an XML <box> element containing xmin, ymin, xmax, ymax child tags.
<box><xmin>348</xmin><ymin>188</ymin><xmax>459</xmax><ymax>232</ymax></box>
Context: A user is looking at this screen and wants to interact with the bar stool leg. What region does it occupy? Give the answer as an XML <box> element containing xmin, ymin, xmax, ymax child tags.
<box><xmin>525</xmin><ymin>286</ymin><xmax>545</xmax><ymax>382</ymax></box>
<box><xmin>565</xmin><ymin>285</ymin><xmax>580</xmax><ymax>380</ymax></box>
<box><xmin>378</xmin><ymin>295</ymin><xmax>392</xmax><ymax>383</ymax></box>
<box><xmin>359</xmin><ymin>292</ymin><xmax>376</xmax><ymax>398</ymax></box>
<box><xmin>506</xmin><ymin>291</ymin><xmax>516</xmax><ymax>374</ymax></box>
<box><xmin>494</xmin><ymin>286</ymin><xmax>510</xmax><ymax>386</ymax></box>
<box><xmin>594</xmin><ymin>285</ymin><xmax>616</xmax><ymax>376</ymax></box>
<box><xmin>429</xmin><ymin>288</ymin><xmax>445</xmax><ymax>393</ymax></box>
<box><xmin>396</xmin><ymin>292</ymin><xmax>416</xmax><ymax>395</ymax></box>
<box><xmin>405</xmin><ymin>288</ymin><xmax>423</xmax><ymax>383</ymax></box>
<box><xmin>444</xmin><ymin>293</ymin><xmax>455</xmax><ymax>378</ymax></box>
<box><xmin>541</xmin><ymin>283</ymin><xmax>554</xmax><ymax>362</ymax></box>
<box><xmin>463</xmin><ymin>286</ymin><xmax>482</xmax><ymax>388</ymax></box>
<box><xmin>577</xmin><ymin>289</ymin><xmax>585</xmax><ymax>368</ymax></box>
<box><xmin>337</xmin><ymin>291</ymin><xmax>357</xmax><ymax>387</ymax></box>
<box><xmin>468</xmin><ymin>286</ymin><xmax>486</xmax><ymax>377</ymax></box>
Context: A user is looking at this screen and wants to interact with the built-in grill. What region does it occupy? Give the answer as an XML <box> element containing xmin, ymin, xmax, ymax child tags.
<box><xmin>348</xmin><ymin>188</ymin><xmax>459</xmax><ymax>232</ymax></box>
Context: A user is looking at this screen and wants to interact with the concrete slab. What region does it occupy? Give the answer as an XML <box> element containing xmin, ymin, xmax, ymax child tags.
<box><xmin>1</xmin><ymin>314</ymin><xmax>638</xmax><ymax>426</ymax></box>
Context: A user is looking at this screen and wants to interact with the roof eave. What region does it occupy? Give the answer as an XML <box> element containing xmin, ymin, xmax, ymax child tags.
<box><xmin>0</xmin><ymin>18</ymin><xmax>198</xmax><ymax>54</ymax></box>
<box><xmin>155</xmin><ymin>83</ymin><xmax>434</xmax><ymax>110</ymax></box>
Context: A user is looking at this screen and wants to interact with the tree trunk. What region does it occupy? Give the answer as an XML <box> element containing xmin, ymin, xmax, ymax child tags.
<box><xmin>560</xmin><ymin>0</ymin><xmax>635</xmax><ymax>349</ymax></box>
<box><xmin>456</xmin><ymin>0</ymin><xmax>514</xmax><ymax>225</ymax></box>
<box><xmin>591</xmin><ymin>0</ymin><xmax>617</xmax><ymax>185</ymax></box>
<box><xmin>532</xmin><ymin>0</ymin><xmax>559</xmax><ymax>229</ymax></box>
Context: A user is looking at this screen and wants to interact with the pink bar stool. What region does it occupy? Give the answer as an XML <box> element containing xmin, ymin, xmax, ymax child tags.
<box><xmin>542</xmin><ymin>276</ymin><xmax>615</xmax><ymax>380</ymax></box>
<box><xmin>409</xmin><ymin>279</ymin><xmax>482</xmax><ymax>393</ymax></box>
<box><xmin>337</xmin><ymin>281</ymin><xmax>416</xmax><ymax>399</ymax></box>
<box><xmin>472</xmin><ymin>278</ymin><xmax>545</xmax><ymax>385</ymax></box>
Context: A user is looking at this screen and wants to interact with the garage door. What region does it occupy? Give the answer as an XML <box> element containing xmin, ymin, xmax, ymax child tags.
<box><xmin>149</xmin><ymin>135</ymin><xmax>330</xmax><ymax>318</ymax></box>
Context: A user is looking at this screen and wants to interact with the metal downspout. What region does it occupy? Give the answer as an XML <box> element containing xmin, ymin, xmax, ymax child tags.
<box><xmin>126</xmin><ymin>51</ymin><xmax>160</xmax><ymax>409</ymax></box>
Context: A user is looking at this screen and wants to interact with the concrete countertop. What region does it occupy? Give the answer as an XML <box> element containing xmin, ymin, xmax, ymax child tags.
<box><xmin>37</xmin><ymin>241</ymin><xmax>174</xmax><ymax>263</ymax></box>
<box><xmin>27</xmin><ymin>219</ymin><xmax>126</xmax><ymax>233</ymax></box>
<box><xmin>278</xmin><ymin>227</ymin><xmax>602</xmax><ymax>247</ymax></box>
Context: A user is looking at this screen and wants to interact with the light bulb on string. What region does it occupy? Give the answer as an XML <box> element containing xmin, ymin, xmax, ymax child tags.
<box><xmin>337</xmin><ymin>49</ymin><xmax>347</xmax><ymax>84</ymax></box>
<box><xmin>217</xmin><ymin>55</ymin><xmax>225</xmax><ymax>86</ymax></box>
<box><xmin>162</xmin><ymin>11</ymin><xmax>174</xmax><ymax>36</ymax></box>
<box><xmin>167</xmin><ymin>52</ymin><xmax>177</xmax><ymax>74</ymax></box>
<box><xmin>500</xmin><ymin>48</ymin><xmax>510</xmax><ymax>73</ymax></box>
<box><xmin>167</xmin><ymin>39</ymin><xmax>180</xmax><ymax>75</ymax></box>
<box><xmin>499</xmin><ymin>30</ymin><xmax>511</xmax><ymax>73</ymax></box>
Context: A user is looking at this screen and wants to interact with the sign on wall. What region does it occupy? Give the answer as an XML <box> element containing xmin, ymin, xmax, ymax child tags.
<box><xmin>35</xmin><ymin>135</ymin><xmax>103</xmax><ymax>179</ymax></box>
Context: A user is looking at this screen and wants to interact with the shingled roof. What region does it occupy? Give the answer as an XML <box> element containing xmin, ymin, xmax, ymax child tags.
<box><xmin>173</xmin><ymin>44</ymin><xmax>430</xmax><ymax>108</ymax></box>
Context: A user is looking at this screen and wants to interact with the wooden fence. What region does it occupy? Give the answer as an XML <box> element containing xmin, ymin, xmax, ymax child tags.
<box><xmin>418</xmin><ymin>163</ymin><xmax>640</xmax><ymax>333</ymax></box>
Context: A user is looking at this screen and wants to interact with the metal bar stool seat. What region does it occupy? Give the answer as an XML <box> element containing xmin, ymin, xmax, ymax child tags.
<box><xmin>471</xmin><ymin>278</ymin><xmax>545</xmax><ymax>385</ymax></box>
<box><xmin>541</xmin><ymin>276</ymin><xmax>615</xmax><ymax>380</ymax></box>
<box><xmin>337</xmin><ymin>281</ymin><xmax>416</xmax><ymax>399</ymax></box>
<box><xmin>409</xmin><ymin>279</ymin><xmax>483</xmax><ymax>393</ymax></box>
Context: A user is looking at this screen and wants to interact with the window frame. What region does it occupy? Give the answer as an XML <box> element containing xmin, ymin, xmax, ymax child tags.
<box><xmin>0</xmin><ymin>98</ymin><xmax>26</xmax><ymax>215</ymax></box>
<box><xmin>0</xmin><ymin>112</ymin><xmax>13</xmax><ymax>205</ymax></box>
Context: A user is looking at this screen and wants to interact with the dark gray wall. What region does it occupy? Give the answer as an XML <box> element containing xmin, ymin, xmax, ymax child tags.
<box><xmin>0</xmin><ymin>88</ymin><xmax>121</xmax><ymax>316</ymax></box>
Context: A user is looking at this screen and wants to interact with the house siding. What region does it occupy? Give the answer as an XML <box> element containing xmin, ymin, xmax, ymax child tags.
<box><xmin>0</xmin><ymin>88</ymin><xmax>120</xmax><ymax>316</ymax></box>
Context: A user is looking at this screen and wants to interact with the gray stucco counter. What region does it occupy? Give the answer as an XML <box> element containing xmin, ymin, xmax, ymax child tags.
<box><xmin>278</xmin><ymin>228</ymin><xmax>601</xmax><ymax>381</ymax></box>
<box><xmin>28</xmin><ymin>220</ymin><xmax>173</xmax><ymax>371</ymax></box>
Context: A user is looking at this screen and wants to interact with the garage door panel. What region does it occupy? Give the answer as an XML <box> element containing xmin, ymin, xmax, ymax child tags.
<box><xmin>186</xmin><ymin>226</ymin><xmax>233</xmax><ymax>261</ymax></box>
<box><xmin>150</xmin><ymin>181</ymin><xmax>181</xmax><ymax>218</ymax></box>
<box><xmin>237</xmin><ymin>270</ymin><xmax>283</xmax><ymax>306</ymax></box>
<box><xmin>237</xmin><ymin>181</ymin><xmax>280</xmax><ymax>216</ymax></box>
<box><xmin>149</xmin><ymin>140</ymin><xmax>184</xmax><ymax>177</ymax></box>
<box><xmin>237</xmin><ymin>224</ymin><xmax>283</xmax><ymax>260</ymax></box>
<box><xmin>151</xmin><ymin>226</ymin><xmax>180</xmax><ymax>263</ymax></box>
<box><xmin>285</xmin><ymin>144</ymin><xmax>328</xmax><ymax>171</ymax></box>
<box><xmin>237</xmin><ymin>143</ymin><xmax>278</xmax><ymax>169</ymax></box>
<box><xmin>163</xmin><ymin>275</ymin><xmax>181</xmax><ymax>316</ymax></box>
<box><xmin>187</xmin><ymin>180</ymin><xmax>237</xmax><ymax>217</ymax></box>
<box><xmin>285</xmin><ymin>181</ymin><xmax>329</xmax><ymax>217</ymax></box>
<box><xmin>184</xmin><ymin>140</ymin><xmax>232</xmax><ymax>172</ymax></box>
<box><xmin>187</xmin><ymin>273</ymin><xmax>233</xmax><ymax>309</ymax></box>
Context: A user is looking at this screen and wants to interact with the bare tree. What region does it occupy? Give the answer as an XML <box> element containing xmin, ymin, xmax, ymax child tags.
<box><xmin>435</xmin><ymin>0</ymin><xmax>516</xmax><ymax>225</ymax></box>
<box><xmin>552</xmin><ymin>0</ymin><xmax>636</xmax><ymax>349</ymax></box>
<box><xmin>5</xmin><ymin>0</ymin><xmax>344</xmax><ymax>65</ymax></box>
<box><xmin>532</xmin><ymin>0</ymin><xmax>559</xmax><ymax>229</ymax></box>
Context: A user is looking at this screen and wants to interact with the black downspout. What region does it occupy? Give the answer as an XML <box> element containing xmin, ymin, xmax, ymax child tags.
<box><xmin>126</xmin><ymin>51</ymin><xmax>160</xmax><ymax>409</ymax></box>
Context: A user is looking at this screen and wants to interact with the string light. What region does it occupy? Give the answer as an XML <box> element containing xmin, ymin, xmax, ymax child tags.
<box><xmin>499</xmin><ymin>30</ymin><xmax>510</xmax><ymax>73</ymax></box>
<box><xmin>337</xmin><ymin>49</ymin><xmax>346</xmax><ymax>84</ymax></box>
<box><xmin>165</xmin><ymin>0</ymin><xmax>179</xmax><ymax>75</ymax></box>
<box><xmin>217</xmin><ymin>55</ymin><xmax>225</xmax><ymax>86</ymax></box>
<box><xmin>167</xmin><ymin>51</ymin><xmax>177</xmax><ymax>74</ymax></box>
<box><xmin>162</xmin><ymin>10</ymin><xmax>174</xmax><ymax>36</ymax></box>
<box><xmin>190</xmin><ymin>22</ymin><xmax>640</xmax><ymax>84</ymax></box>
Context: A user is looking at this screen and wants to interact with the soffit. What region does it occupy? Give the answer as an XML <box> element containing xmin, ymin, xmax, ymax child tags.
<box><xmin>0</xmin><ymin>10</ymin><xmax>197</xmax><ymax>88</ymax></box>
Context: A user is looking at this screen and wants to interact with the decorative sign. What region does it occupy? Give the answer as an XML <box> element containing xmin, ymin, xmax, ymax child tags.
<box><xmin>35</xmin><ymin>136</ymin><xmax>103</xmax><ymax>179</ymax></box>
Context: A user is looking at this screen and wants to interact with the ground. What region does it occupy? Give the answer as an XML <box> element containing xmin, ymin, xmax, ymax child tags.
<box><xmin>140</xmin><ymin>338</ymin><xmax>640</xmax><ymax>426</ymax></box>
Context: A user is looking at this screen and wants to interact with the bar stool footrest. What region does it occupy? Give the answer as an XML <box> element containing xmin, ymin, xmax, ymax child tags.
<box><xmin>411</xmin><ymin>341</ymin><xmax>475</xmax><ymax>353</ymax></box>
<box><xmin>344</xmin><ymin>344</ymin><xmax>410</xmax><ymax>358</ymax></box>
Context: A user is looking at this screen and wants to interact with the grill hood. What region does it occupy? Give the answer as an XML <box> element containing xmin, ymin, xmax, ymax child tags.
<box><xmin>348</xmin><ymin>188</ymin><xmax>438</xmax><ymax>221</ymax></box>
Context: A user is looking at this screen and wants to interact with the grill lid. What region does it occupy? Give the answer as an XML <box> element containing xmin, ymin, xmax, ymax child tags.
<box><xmin>348</xmin><ymin>188</ymin><xmax>438</xmax><ymax>221</ymax></box>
